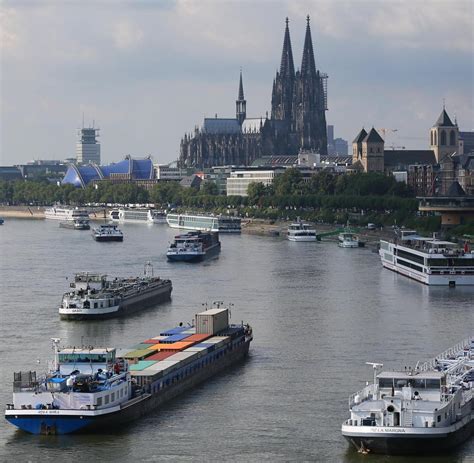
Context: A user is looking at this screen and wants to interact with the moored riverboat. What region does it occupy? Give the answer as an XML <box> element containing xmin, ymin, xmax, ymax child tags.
<box><xmin>287</xmin><ymin>220</ymin><xmax>317</xmax><ymax>241</ymax></box>
<box><xmin>338</xmin><ymin>232</ymin><xmax>360</xmax><ymax>248</ymax></box>
<box><xmin>45</xmin><ymin>206</ymin><xmax>89</xmax><ymax>221</ymax></box>
<box><xmin>379</xmin><ymin>230</ymin><xmax>474</xmax><ymax>286</ymax></box>
<box><xmin>166</xmin><ymin>213</ymin><xmax>241</xmax><ymax>233</ymax></box>
<box><xmin>342</xmin><ymin>336</ymin><xmax>474</xmax><ymax>455</ymax></box>
<box><xmin>110</xmin><ymin>208</ymin><xmax>166</xmax><ymax>224</ymax></box>
<box><xmin>5</xmin><ymin>304</ymin><xmax>253</xmax><ymax>434</ymax></box>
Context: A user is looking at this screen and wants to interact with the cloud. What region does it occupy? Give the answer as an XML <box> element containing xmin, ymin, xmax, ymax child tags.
<box><xmin>111</xmin><ymin>20</ymin><xmax>144</xmax><ymax>50</ymax></box>
<box><xmin>0</xmin><ymin>7</ymin><xmax>22</xmax><ymax>55</ymax></box>
<box><xmin>289</xmin><ymin>0</ymin><xmax>473</xmax><ymax>52</ymax></box>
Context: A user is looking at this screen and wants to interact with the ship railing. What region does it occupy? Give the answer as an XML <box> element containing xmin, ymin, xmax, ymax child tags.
<box><xmin>418</xmin><ymin>337</ymin><xmax>472</xmax><ymax>372</ymax></box>
<box><xmin>349</xmin><ymin>383</ymin><xmax>376</xmax><ymax>408</ymax></box>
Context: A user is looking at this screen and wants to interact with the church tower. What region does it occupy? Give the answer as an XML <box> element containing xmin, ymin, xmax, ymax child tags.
<box><xmin>361</xmin><ymin>128</ymin><xmax>384</xmax><ymax>172</ymax></box>
<box><xmin>293</xmin><ymin>16</ymin><xmax>328</xmax><ymax>154</ymax></box>
<box><xmin>236</xmin><ymin>70</ymin><xmax>246</xmax><ymax>126</ymax></box>
<box><xmin>430</xmin><ymin>107</ymin><xmax>459</xmax><ymax>162</ymax></box>
<box><xmin>271</xmin><ymin>18</ymin><xmax>295</xmax><ymax>125</ymax></box>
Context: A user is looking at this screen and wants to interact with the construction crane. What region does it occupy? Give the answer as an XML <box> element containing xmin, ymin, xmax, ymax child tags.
<box><xmin>388</xmin><ymin>144</ymin><xmax>406</xmax><ymax>150</ymax></box>
<box><xmin>378</xmin><ymin>128</ymin><xmax>398</xmax><ymax>140</ymax></box>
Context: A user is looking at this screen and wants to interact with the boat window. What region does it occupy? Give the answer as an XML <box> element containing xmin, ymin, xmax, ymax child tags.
<box><xmin>395</xmin><ymin>379</ymin><xmax>408</xmax><ymax>388</ymax></box>
<box><xmin>104</xmin><ymin>395</ymin><xmax>109</xmax><ymax>404</ymax></box>
<box><xmin>425</xmin><ymin>379</ymin><xmax>441</xmax><ymax>389</ymax></box>
<box><xmin>378</xmin><ymin>378</ymin><xmax>393</xmax><ymax>388</ymax></box>
<box><xmin>409</xmin><ymin>379</ymin><xmax>426</xmax><ymax>389</ymax></box>
<box><xmin>96</xmin><ymin>397</ymin><xmax>102</xmax><ymax>406</ymax></box>
<box><xmin>111</xmin><ymin>392</ymin><xmax>115</xmax><ymax>402</ymax></box>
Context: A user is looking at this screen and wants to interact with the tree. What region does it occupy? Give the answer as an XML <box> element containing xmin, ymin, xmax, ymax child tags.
<box><xmin>247</xmin><ymin>182</ymin><xmax>266</xmax><ymax>205</ymax></box>
<box><xmin>200</xmin><ymin>181</ymin><xmax>218</xmax><ymax>196</ymax></box>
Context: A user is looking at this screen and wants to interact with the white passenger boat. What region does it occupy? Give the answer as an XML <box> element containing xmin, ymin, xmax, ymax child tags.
<box><xmin>109</xmin><ymin>208</ymin><xmax>166</xmax><ymax>224</ymax></box>
<box><xmin>45</xmin><ymin>206</ymin><xmax>89</xmax><ymax>221</ymax></box>
<box><xmin>287</xmin><ymin>220</ymin><xmax>317</xmax><ymax>241</ymax></box>
<box><xmin>338</xmin><ymin>232</ymin><xmax>360</xmax><ymax>248</ymax></box>
<box><xmin>166</xmin><ymin>213</ymin><xmax>241</xmax><ymax>233</ymax></box>
<box><xmin>379</xmin><ymin>230</ymin><xmax>474</xmax><ymax>286</ymax></box>
<box><xmin>92</xmin><ymin>224</ymin><xmax>123</xmax><ymax>242</ymax></box>
<box><xmin>342</xmin><ymin>337</ymin><xmax>474</xmax><ymax>455</ymax></box>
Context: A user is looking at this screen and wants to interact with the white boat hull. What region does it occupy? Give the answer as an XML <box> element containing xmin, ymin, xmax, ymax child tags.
<box><xmin>380</xmin><ymin>256</ymin><xmax>474</xmax><ymax>286</ymax></box>
<box><xmin>339</xmin><ymin>241</ymin><xmax>359</xmax><ymax>248</ymax></box>
<box><xmin>288</xmin><ymin>235</ymin><xmax>316</xmax><ymax>242</ymax></box>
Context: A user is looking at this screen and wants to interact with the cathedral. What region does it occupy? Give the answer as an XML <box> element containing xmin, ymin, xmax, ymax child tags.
<box><xmin>179</xmin><ymin>16</ymin><xmax>328</xmax><ymax>168</ymax></box>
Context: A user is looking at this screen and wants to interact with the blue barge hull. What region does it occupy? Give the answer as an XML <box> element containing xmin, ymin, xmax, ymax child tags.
<box><xmin>6</xmin><ymin>338</ymin><xmax>250</xmax><ymax>435</ymax></box>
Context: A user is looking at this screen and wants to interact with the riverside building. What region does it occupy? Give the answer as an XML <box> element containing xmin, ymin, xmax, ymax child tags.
<box><xmin>76</xmin><ymin>127</ymin><xmax>100</xmax><ymax>165</ymax></box>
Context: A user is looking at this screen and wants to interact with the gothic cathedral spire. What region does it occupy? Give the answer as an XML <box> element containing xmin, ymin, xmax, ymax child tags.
<box><xmin>271</xmin><ymin>17</ymin><xmax>296</xmax><ymax>124</ymax></box>
<box><xmin>300</xmin><ymin>15</ymin><xmax>317</xmax><ymax>78</ymax></box>
<box><xmin>280</xmin><ymin>17</ymin><xmax>295</xmax><ymax>78</ymax></box>
<box><xmin>294</xmin><ymin>15</ymin><xmax>328</xmax><ymax>154</ymax></box>
<box><xmin>236</xmin><ymin>69</ymin><xmax>246</xmax><ymax>125</ymax></box>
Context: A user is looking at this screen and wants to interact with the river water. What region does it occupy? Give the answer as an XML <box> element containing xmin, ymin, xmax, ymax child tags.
<box><xmin>0</xmin><ymin>219</ymin><xmax>473</xmax><ymax>462</ymax></box>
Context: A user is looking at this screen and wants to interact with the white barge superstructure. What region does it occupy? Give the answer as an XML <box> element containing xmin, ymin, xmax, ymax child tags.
<box><xmin>342</xmin><ymin>337</ymin><xmax>474</xmax><ymax>455</ymax></box>
<box><xmin>379</xmin><ymin>230</ymin><xmax>474</xmax><ymax>286</ymax></box>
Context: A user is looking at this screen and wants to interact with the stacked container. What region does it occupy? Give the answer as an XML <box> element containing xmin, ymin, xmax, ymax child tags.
<box><xmin>195</xmin><ymin>308</ymin><xmax>229</xmax><ymax>335</ymax></box>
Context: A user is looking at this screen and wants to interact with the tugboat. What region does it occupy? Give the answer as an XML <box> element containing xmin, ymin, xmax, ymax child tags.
<box><xmin>59</xmin><ymin>263</ymin><xmax>172</xmax><ymax>320</ymax></box>
<box><xmin>92</xmin><ymin>224</ymin><xmax>123</xmax><ymax>242</ymax></box>
<box><xmin>166</xmin><ymin>231</ymin><xmax>221</xmax><ymax>262</ymax></box>
<box><xmin>342</xmin><ymin>336</ymin><xmax>474</xmax><ymax>455</ymax></box>
<box><xmin>5</xmin><ymin>304</ymin><xmax>253</xmax><ymax>434</ymax></box>
<box><xmin>59</xmin><ymin>219</ymin><xmax>90</xmax><ymax>230</ymax></box>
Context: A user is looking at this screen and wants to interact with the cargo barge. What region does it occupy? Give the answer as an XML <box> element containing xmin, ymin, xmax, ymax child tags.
<box><xmin>167</xmin><ymin>231</ymin><xmax>221</xmax><ymax>262</ymax></box>
<box><xmin>342</xmin><ymin>336</ymin><xmax>474</xmax><ymax>455</ymax></box>
<box><xmin>5</xmin><ymin>305</ymin><xmax>252</xmax><ymax>434</ymax></box>
<box><xmin>92</xmin><ymin>224</ymin><xmax>123</xmax><ymax>242</ymax></box>
<box><xmin>59</xmin><ymin>264</ymin><xmax>172</xmax><ymax>320</ymax></box>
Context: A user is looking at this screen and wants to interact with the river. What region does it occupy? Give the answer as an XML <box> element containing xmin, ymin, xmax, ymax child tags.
<box><xmin>0</xmin><ymin>219</ymin><xmax>473</xmax><ymax>462</ymax></box>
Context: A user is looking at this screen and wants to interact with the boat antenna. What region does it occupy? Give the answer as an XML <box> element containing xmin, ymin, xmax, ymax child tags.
<box><xmin>144</xmin><ymin>261</ymin><xmax>153</xmax><ymax>277</ymax></box>
<box><xmin>51</xmin><ymin>338</ymin><xmax>61</xmax><ymax>372</ymax></box>
<box><xmin>366</xmin><ymin>362</ymin><xmax>383</xmax><ymax>393</ymax></box>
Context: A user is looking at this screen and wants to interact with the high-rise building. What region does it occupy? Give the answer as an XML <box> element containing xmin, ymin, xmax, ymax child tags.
<box><xmin>76</xmin><ymin>127</ymin><xmax>100</xmax><ymax>164</ymax></box>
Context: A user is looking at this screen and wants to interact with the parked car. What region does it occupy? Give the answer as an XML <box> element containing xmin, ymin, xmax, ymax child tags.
<box><xmin>367</xmin><ymin>223</ymin><xmax>376</xmax><ymax>230</ymax></box>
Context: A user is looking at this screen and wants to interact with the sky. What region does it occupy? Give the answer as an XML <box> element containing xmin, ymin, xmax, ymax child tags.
<box><xmin>1</xmin><ymin>0</ymin><xmax>473</xmax><ymax>166</ymax></box>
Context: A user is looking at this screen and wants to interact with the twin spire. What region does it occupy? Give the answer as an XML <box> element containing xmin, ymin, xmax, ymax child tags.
<box><xmin>279</xmin><ymin>15</ymin><xmax>317</xmax><ymax>78</ymax></box>
<box><xmin>280</xmin><ymin>17</ymin><xmax>295</xmax><ymax>77</ymax></box>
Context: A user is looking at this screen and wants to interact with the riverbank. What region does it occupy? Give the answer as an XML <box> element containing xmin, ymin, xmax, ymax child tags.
<box><xmin>241</xmin><ymin>218</ymin><xmax>394</xmax><ymax>245</ymax></box>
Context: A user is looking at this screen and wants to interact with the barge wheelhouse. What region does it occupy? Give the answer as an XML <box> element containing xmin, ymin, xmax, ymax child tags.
<box><xmin>342</xmin><ymin>337</ymin><xmax>474</xmax><ymax>455</ymax></box>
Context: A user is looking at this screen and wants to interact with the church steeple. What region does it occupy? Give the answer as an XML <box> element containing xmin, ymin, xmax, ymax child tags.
<box><xmin>271</xmin><ymin>18</ymin><xmax>296</xmax><ymax>123</ymax></box>
<box><xmin>280</xmin><ymin>17</ymin><xmax>295</xmax><ymax>78</ymax></box>
<box><xmin>300</xmin><ymin>15</ymin><xmax>316</xmax><ymax>78</ymax></box>
<box><xmin>236</xmin><ymin>69</ymin><xmax>246</xmax><ymax>125</ymax></box>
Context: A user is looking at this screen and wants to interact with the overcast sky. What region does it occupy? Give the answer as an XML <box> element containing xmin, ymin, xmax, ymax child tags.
<box><xmin>1</xmin><ymin>0</ymin><xmax>473</xmax><ymax>166</ymax></box>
